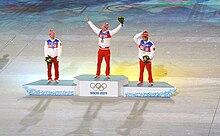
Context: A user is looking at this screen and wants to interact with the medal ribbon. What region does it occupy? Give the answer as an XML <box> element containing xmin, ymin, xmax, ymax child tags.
<box><xmin>52</xmin><ymin>41</ymin><xmax>55</xmax><ymax>49</ymax></box>
<box><xmin>142</xmin><ymin>41</ymin><xmax>147</xmax><ymax>51</ymax></box>
<box><xmin>100</xmin><ymin>31</ymin><xmax>107</xmax><ymax>41</ymax></box>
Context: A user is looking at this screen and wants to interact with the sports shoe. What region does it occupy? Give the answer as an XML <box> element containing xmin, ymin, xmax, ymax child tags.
<box><xmin>48</xmin><ymin>79</ymin><xmax>52</xmax><ymax>83</ymax></box>
<box><xmin>148</xmin><ymin>83</ymin><xmax>153</xmax><ymax>87</ymax></box>
<box><xmin>94</xmin><ymin>75</ymin><xmax>100</xmax><ymax>78</ymax></box>
<box><xmin>55</xmin><ymin>80</ymin><xmax>59</xmax><ymax>84</ymax></box>
<box><xmin>137</xmin><ymin>81</ymin><xmax>143</xmax><ymax>86</ymax></box>
<box><xmin>106</xmin><ymin>75</ymin><xmax>110</xmax><ymax>79</ymax></box>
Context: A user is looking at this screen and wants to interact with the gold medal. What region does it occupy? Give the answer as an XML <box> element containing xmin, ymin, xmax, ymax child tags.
<box><xmin>101</xmin><ymin>39</ymin><xmax>104</xmax><ymax>43</ymax></box>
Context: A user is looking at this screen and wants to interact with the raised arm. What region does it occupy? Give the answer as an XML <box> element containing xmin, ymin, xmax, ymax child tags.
<box><xmin>109</xmin><ymin>24</ymin><xmax>122</xmax><ymax>36</ymax></box>
<box><xmin>133</xmin><ymin>32</ymin><xmax>142</xmax><ymax>45</ymax></box>
<box><xmin>87</xmin><ymin>16</ymin><xmax>100</xmax><ymax>35</ymax></box>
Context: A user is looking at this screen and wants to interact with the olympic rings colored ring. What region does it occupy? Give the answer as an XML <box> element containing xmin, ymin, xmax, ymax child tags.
<box><xmin>90</xmin><ymin>83</ymin><xmax>107</xmax><ymax>91</ymax></box>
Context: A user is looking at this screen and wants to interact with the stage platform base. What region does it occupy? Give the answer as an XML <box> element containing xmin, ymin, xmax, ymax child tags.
<box><xmin>23</xmin><ymin>75</ymin><xmax>176</xmax><ymax>97</ymax></box>
<box><xmin>22</xmin><ymin>80</ymin><xmax>76</xmax><ymax>96</ymax></box>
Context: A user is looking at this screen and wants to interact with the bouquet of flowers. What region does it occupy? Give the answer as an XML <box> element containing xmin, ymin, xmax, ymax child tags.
<box><xmin>143</xmin><ymin>55</ymin><xmax>150</xmax><ymax>63</ymax></box>
<box><xmin>118</xmin><ymin>16</ymin><xmax>125</xmax><ymax>24</ymax></box>
<box><xmin>45</xmin><ymin>57</ymin><xmax>53</xmax><ymax>63</ymax></box>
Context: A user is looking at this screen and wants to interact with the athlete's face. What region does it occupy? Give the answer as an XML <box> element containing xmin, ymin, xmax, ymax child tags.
<box><xmin>49</xmin><ymin>33</ymin><xmax>55</xmax><ymax>40</ymax></box>
<box><xmin>142</xmin><ymin>36</ymin><xmax>148</xmax><ymax>41</ymax></box>
<box><xmin>102</xmin><ymin>26</ymin><xmax>107</xmax><ymax>31</ymax></box>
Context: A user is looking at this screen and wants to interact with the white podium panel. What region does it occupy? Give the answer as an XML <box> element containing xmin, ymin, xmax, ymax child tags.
<box><xmin>123</xmin><ymin>81</ymin><xmax>176</xmax><ymax>98</ymax></box>
<box><xmin>74</xmin><ymin>74</ymin><xmax>128</xmax><ymax>97</ymax></box>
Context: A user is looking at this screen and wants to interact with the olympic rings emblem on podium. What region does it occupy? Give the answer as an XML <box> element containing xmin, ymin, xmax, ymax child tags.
<box><xmin>90</xmin><ymin>83</ymin><xmax>107</xmax><ymax>91</ymax></box>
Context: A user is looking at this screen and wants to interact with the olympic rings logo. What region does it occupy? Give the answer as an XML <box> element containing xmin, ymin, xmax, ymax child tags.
<box><xmin>90</xmin><ymin>83</ymin><xmax>107</xmax><ymax>91</ymax></box>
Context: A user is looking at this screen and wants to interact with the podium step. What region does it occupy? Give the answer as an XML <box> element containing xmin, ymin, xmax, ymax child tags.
<box><xmin>23</xmin><ymin>79</ymin><xmax>76</xmax><ymax>96</ymax></box>
<box><xmin>74</xmin><ymin>74</ymin><xmax>128</xmax><ymax>97</ymax></box>
<box><xmin>123</xmin><ymin>81</ymin><xmax>176</xmax><ymax>98</ymax></box>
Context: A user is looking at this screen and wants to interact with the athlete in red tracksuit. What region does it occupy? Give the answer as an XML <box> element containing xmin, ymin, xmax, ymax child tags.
<box><xmin>44</xmin><ymin>29</ymin><xmax>62</xmax><ymax>83</ymax></box>
<box><xmin>87</xmin><ymin>16</ymin><xmax>122</xmax><ymax>78</ymax></box>
<box><xmin>133</xmin><ymin>31</ymin><xmax>155</xmax><ymax>86</ymax></box>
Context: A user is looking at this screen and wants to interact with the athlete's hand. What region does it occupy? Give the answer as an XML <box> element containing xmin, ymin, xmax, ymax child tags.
<box><xmin>87</xmin><ymin>16</ymin><xmax>90</xmax><ymax>21</ymax></box>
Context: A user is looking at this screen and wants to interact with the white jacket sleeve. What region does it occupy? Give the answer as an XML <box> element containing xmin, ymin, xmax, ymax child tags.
<box><xmin>109</xmin><ymin>24</ymin><xmax>122</xmax><ymax>36</ymax></box>
<box><xmin>58</xmin><ymin>41</ymin><xmax>62</xmax><ymax>59</ymax></box>
<box><xmin>44</xmin><ymin>41</ymin><xmax>48</xmax><ymax>57</ymax></box>
<box><xmin>149</xmin><ymin>44</ymin><xmax>156</xmax><ymax>59</ymax></box>
<box><xmin>133</xmin><ymin>32</ymin><xmax>142</xmax><ymax>45</ymax></box>
<box><xmin>88</xmin><ymin>20</ymin><xmax>100</xmax><ymax>35</ymax></box>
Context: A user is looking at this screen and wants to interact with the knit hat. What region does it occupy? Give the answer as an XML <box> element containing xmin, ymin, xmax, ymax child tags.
<box><xmin>102</xmin><ymin>23</ymin><xmax>108</xmax><ymax>29</ymax></box>
<box><xmin>49</xmin><ymin>29</ymin><xmax>55</xmax><ymax>35</ymax></box>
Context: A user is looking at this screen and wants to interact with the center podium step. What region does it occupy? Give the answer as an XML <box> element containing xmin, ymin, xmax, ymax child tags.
<box><xmin>74</xmin><ymin>74</ymin><xmax>128</xmax><ymax>97</ymax></box>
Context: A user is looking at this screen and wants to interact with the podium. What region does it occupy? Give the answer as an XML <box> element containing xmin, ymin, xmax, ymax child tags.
<box><xmin>23</xmin><ymin>75</ymin><xmax>176</xmax><ymax>98</ymax></box>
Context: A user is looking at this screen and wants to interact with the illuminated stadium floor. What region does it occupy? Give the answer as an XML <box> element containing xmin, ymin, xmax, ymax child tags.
<box><xmin>0</xmin><ymin>0</ymin><xmax>220</xmax><ymax>135</ymax></box>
